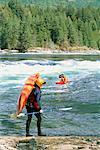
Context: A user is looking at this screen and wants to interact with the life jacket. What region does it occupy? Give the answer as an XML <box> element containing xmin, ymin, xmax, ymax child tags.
<box><xmin>17</xmin><ymin>74</ymin><xmax>38</xmax><ymax>113</ymax></box>
<box><xmin>26</xmin><ymin>85</ymin><xmax>41</xmax><ymax>110</ymax></box>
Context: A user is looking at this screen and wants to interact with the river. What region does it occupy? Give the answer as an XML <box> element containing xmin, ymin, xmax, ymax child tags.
<box><xmin>0</xmin><ymin>53</ymin><xmax>100</xmax><ymax>136</ymax></box>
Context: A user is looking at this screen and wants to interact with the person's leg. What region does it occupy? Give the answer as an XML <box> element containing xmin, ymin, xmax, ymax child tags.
<box><xmin>26</xmin><ymin>114</ymin><xmax>32</xmax><ymax>136</ymax></box>
<box><xmin>35</xmin><ymin>113</ymin><xmax>42</xmax><ymax>135</ymax></box>
<box><xmin>26</xmin><ymin>106</ymin><xmax>33</xmax><ymax>136</ymax></box>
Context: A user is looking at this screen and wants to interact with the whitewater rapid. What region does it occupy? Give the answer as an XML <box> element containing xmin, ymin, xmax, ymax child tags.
<box><xmin>0</xmin><ymin>54</ymin><xmax>100</xmax><ymax>136</ymax></box>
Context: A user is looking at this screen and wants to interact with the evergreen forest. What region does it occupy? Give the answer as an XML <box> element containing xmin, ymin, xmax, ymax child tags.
<box><xmin>0</xmin><ymin>0</ymin><xmax>100</xmax><ymax>52</ymax></box>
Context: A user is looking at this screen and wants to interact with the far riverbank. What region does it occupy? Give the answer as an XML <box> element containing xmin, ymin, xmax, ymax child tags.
<box><xmin>0</xmin><ymin>46</ymin><xmax>100</xmax><ymax>55</ymax></box>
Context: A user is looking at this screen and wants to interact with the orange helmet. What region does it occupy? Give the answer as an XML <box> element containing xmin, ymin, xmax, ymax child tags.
<box><xmin>36</xmin><ymin>77</ymin><xmax>46</xmax><ymax>88</ymax></box>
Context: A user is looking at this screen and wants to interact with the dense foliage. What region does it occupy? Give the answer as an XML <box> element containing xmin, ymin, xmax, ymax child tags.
<box><xmin>0</xmin><ymin>0</ymin><xmax>100</xmax><ymax>52</ymax></box>
<box><xmin>0</xmin><ymin>0</ymin><xmax>100</xmax><ymax>7</ymax></box>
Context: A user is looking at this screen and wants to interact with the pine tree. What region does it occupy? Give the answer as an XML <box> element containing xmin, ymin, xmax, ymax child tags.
<box><xmin>67</xmin><ymin>17</ymin><xmax>78</xmax><ymax>46</ymax></box>
<box><xmin>0</xmin><ymin>6</ymin><xmax>20</xmax><ymax>49</ymax></box>
<box><xmin>17</xmin><ymin>17</ymin><xmax>32</xmax><ymax>52</ymax></box>
<box><xmin>97</xmin><ymin>39</ymin><xmax>100</xmax><ymax>50</ymax></box>
<box><xmin>8</xmin><ymin>0</ymin><xmax>24</xmax><ymax>19</ymax></box>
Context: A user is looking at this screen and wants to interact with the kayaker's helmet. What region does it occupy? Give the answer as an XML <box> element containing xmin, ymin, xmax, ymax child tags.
<box><xmin>36</xmin><ymin>77</ymin><xmax>46</xmax><ymax>88</ymax></box>
<box><xmin>59</xmin><ymin>74</ymin><xmax>64</xmax><ymax>78</ymax></box>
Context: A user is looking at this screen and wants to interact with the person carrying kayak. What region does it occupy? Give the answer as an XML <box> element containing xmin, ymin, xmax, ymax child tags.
<box><xmin>16</xmin><ymin>73</ymin><xmax>46</xmax><ymax>137</ymax></box>
<box><xmin>56</xmin><ymin>74</ymin><xmax>70</xmax><ymax>84</ymax></box>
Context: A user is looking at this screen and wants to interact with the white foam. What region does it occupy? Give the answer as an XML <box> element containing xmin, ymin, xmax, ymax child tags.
<box><xmin>0</xmin><ymin>60</ymin><xmax>100</xmax><ymax>85</ymax></box>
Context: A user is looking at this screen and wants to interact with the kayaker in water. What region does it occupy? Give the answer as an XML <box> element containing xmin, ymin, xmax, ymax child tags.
<box><xmin>16</xmin><ymin>73</ymin><xmax>46</xmax><ymax>137</ymax></box>
<box><xmin>56</xmin><ymin>74</ymin><xmax>70</xmax><ymax>84</ymax></box>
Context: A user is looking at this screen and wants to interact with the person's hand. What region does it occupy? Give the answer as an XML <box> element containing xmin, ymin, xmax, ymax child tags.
<box><xmin>40</xmin><ymin>109</ymin><xmax>43</xmax><ymax>113</ymax></box>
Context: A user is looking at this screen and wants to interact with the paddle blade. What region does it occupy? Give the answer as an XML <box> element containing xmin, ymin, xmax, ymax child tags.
<box><xmin>10</xmin><ymin>113</ymin><xmax>25</xmax><ymax>119</ymax></box>
<box><xmin>10</xmin><ymin>113</ymin><xmax>17</xmax><ymax>119</ymax></box>
<box><xmin>59</xmin><ymin>107</ymin><xmax>72</xmax><ymax>111</ymax></box>
<box><xmin>17</xmin><ymin>113</ymin><xmax>25</xmax><ymax>117</ymax></box>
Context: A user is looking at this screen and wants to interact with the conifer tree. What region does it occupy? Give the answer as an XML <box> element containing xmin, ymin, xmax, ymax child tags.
<box><xmin>67</xmin><ymin>17</ymin><xmax>78</xmax><ymax>46</ymax></box>
<box><xmin>17</xmin><ymin>18</ymin><xmax>32</xmax><ymax>52</ymax></box>
<box><xmin>0</xmin><ymin>1</ymin><xmax>100</xmax><ymax>51</ymax></box>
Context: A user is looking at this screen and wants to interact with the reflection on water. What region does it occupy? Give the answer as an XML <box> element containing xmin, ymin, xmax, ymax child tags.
<box><xmin>0</xmin><ymin>54</ymin><xmax>100</xmax><ymax>136</ymax></box>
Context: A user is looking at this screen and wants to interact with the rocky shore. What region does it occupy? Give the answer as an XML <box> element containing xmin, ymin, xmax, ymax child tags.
<box><xmin>0</xmin><ymin>46</ymin><xmax>100</xmax><ymax>55</ymax></box>
<box><xmin>27</xmin><ymin>46</ymin><xmax>100</xmax><ymax>55</ymax></box>
<box><xmin>0</xmin><ymin>136</ymin><xmax>100</xmax><ymax>150</ymax></box>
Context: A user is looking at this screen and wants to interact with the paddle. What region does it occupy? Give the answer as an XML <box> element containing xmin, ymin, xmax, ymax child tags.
<box><xmin>10</xmin><ymin>111</ymin><xmax>40</xmax><ymax>119</ymax></box>
<box><xmin>10</xmin><ymin>107</ymin><xmax>72</xmax><ymax>119</ymax></box>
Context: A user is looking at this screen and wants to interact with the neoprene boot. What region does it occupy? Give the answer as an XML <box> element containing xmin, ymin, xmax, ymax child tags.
<box><xmin>38</xmin><ymin>126</ymin><xmax>46</xmax><ymax>136</ymax></box>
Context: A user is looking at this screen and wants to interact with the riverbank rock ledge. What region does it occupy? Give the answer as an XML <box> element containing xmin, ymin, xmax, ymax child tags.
<box><xmin>0</xmin><ymin>136</ymin><xmax>36</xmax><ymax>150</ymax></box>
<box><xmin>0</xmin><ymin>136</ymin><xmax>100</xmax><ymax>150</ymax></box>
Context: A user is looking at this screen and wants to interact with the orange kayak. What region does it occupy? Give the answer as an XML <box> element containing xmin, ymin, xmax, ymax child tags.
<box><xmin>17</xmin><ymin>75</ymin><xmax>37</xmax><ymax>114</ymax></box>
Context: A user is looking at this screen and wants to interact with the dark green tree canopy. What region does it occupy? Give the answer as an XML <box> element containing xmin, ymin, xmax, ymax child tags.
<box><xmin>0</xmin><ymin>0</ymin><xmax>100</xmax><ymax>51</ymax></box>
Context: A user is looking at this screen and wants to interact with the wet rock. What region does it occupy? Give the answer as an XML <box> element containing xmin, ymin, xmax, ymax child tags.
<box><xmin>0</xmin><ymin>136</ymin><xmax>36</xmax><ymax>150</ymax></box>
<box><xmin>0</xmin><ymin>136</ymin><xmax>100</xmax><ymax>150</ymax></box>
<box><xmin>97</xmin><ymin>141</ymin><xmax>100</xmax><ymax>145</ymax></box>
